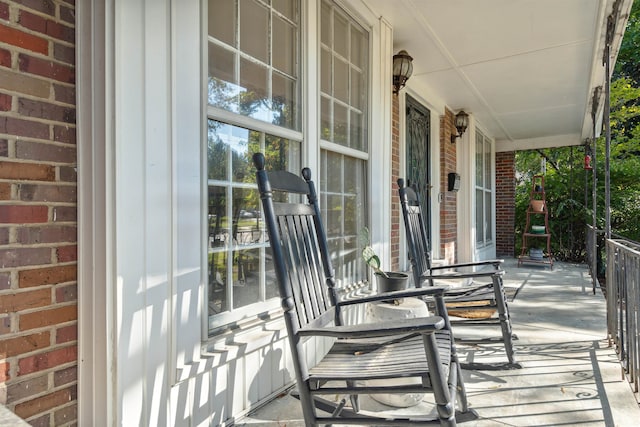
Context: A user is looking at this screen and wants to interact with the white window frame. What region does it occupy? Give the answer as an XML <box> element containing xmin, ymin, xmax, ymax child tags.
<box><xmin>204</xmin><ymin>0</ymin><xmax>304</xmax><ymax>331</ymax></box>
<box><xmin>474</xmin><ymin>129</ymin><xmax>495</xmax><ymax>249</ymax></box>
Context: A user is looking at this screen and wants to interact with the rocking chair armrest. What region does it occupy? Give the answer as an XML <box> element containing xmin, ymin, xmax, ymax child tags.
<box><xmin>297</xmin><ymin>316</ymin><xmax>445</xmax><ymax>339</ymax></box>
<box><xmin>419</xmin><ymin>268</ymin><xmax>505</xmax><ymax>281</ymax></box>
<box><xmin>430</xmin><ymin>259</ymin><xmax>504</xmax><ymax>272</ymax></box>
<box><xmin>337</xmin><ymin>286</ymin><xmax>448</xmax><ymax>307</ymax></box>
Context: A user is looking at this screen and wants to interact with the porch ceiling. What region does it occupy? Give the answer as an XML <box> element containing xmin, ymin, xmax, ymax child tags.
<box><xmin>364</xmin><ymin>0</ymin><xmax>633</xmax><ymax>152</ymax></box>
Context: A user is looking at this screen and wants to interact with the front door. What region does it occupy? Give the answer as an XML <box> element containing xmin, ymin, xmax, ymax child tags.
<box><xmin>405</xmin><ymin>95</ymin><xmax>431</xmax><ymax>247</ymax></box>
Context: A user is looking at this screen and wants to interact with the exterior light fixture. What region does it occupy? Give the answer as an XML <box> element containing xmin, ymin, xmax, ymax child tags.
<box><xmin>450</xmin><ymin>110</ymin><xmax>469</xmax><ymax>144</ymax></box>
<box><xmin>392</xmin><ymin>50</ymin><xmax>413</xmax><ymax>94</ymax></box>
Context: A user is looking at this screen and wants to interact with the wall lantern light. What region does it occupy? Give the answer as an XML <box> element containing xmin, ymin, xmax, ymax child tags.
<box><xmin>450</xmin><ymin>110</ymin><xmax>469</xmax><ymax>144</ymax></box>
<box><xmin>392</xmin><ymin>50</ymin><xmax>413</xmax><ymax>94</ymax></box>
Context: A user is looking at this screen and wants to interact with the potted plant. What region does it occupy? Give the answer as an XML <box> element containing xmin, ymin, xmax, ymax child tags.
<box><xmin>360</xmin><ymin>228</ymin><xmax>409</xmax><ymax>293</ymax></box>
<box><xmin>530</xmin><ymin>199</ymin><xmax>545</xmax><ymax>212</ymax></box>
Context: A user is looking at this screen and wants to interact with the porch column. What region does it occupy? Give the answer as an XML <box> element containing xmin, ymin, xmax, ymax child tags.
<box><xmin>495</xmin><ymin>151</ymin><xmax>516</xmax><ymax>257</ymax></box>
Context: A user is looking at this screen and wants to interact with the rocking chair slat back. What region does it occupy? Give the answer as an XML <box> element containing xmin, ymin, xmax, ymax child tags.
<box><xmin>275</xmin><ymin>208</ymin><xmax>332</xmax><ymax>327</ymax></box>
<box><xmin>254</xmin><ymin>154</ymin><xmax>339</xmax><ymax>334</ymax></box>
<box><xmin>399</xmin><ymin>181</ymin><xmax>433</xmax><ymax>285</ymax></box>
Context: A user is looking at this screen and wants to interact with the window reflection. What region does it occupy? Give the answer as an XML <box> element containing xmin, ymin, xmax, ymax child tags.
<box><xmin>320</xmin><ymin>150</ymin><xmax>367</xmax><ymax>288</ymax></box>
<box><xmin>207</xmin><ymin>119</ymin><xmax>300</xmax><ymax>317</ymax></box>
<box><xmin>207</xmin><ymin>0</ymin><xmax>301</xmax><ymax>131</ymax></box>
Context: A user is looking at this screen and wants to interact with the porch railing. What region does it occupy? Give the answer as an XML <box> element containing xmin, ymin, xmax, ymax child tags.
<box><xmin>606</xmin><ymin>237</ymin><xmax>640</xmax><ymax>394</ymax></box>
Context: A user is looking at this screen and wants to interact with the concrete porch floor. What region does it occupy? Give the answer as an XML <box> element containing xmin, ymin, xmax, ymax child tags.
<box><xmin>239</xmin><ymin>258</ymin><xmax>640</xmax><ymax>426</ymax></box>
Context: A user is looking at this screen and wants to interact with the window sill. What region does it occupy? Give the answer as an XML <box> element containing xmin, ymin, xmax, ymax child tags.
<box><xmin>176</xmin><ymin>308</ymin><xmax>286</xmax><ymax>384</ymax></box>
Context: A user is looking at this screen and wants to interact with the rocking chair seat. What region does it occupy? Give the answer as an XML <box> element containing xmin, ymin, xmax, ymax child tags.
<box><xmin>440</xmin><ymin>284</ymin><xmax>495</xmax><ymax>303</ymax></box>
<box><xmin>308</xmin><ymin>329</ymin><xmax>452</xmax><ymax>382</ymax></box>
<box><xmin>421</xmin><ymin>267</ymin><xmax>503</xmax><ymax>304</ymax></box>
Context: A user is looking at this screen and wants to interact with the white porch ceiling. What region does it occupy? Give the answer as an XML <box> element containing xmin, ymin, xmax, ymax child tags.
<box><xmin>363</xmin><ymin>0</ymin><xmax>633</xmax><ymax>151</ymax></box>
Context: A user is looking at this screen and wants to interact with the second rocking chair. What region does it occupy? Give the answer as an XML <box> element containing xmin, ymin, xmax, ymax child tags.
<box><xmin>398</xmin><ymin>178</ymin><xmax>520</xmax><ymax>369</ymax></box>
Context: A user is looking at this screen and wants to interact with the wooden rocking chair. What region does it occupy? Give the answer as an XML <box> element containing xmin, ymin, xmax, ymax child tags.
<box><xmin>254</xmin><ymin>153</ymin><xmax>477</xmax><ymax>426</ymax></box>
<box><xmin>397</xmin><ymin>178</ymin><xmax>520</xmax><ymax>369</ymax></box>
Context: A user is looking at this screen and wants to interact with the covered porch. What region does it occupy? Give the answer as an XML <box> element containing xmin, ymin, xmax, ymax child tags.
<box><xmin>2</xmin><ymin>0</ymin><xmax>639</xmax><ymax>424</ymax></box>
<box><xmin>239</xmin><ymin>258</ymin><xmax>640</xmax><ymax>426</ymax></box>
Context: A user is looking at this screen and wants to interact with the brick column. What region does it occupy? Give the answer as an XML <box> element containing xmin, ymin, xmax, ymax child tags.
<box><xmin>390</xmin><ymin>93</ymin><xmax>400</xmax><ymax>270</ymax></box>
<box><xmin>496</xmin><ymin>151</ymin><xmax>516</xmax><ymax>256</ymax></box>
<box><xmin>439</xmin><ymin>109</ymin><xmax>457</xmax><ymax>263</ymax></box>
<box><xmin>0</xmin><ymin>1</ymin><xmax>78</xmax><ymax>424</ymax></box>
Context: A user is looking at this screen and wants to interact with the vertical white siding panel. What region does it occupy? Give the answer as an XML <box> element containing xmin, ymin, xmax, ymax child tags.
<box><xmin>171</xmin><ymin>0</ymin><xmax>204</xmax><ymax>419</ymax></box>
<box><xmin>270</xmin><ymin>338</ymin><xmax>287</xmax><ymax>390</ymax></box>
<box><xmin>115</xmin><ymin>0</ymin><xmax>179</xmax><ymax>423</ymax></box>
<box><xmin>169</xmin><ymin>379</ymin><xmax>192</xmax><ymax>426</ymax></box>
<box><xmin>172</xmin><ymin>0</ymin><xmax>203</xmax><ymax>366</ymax></box>
<box><xmin>283</xmin><ymin>339</ymin><xmax>295</xmax><ymax>388</ymax></box>
<box><xmin>259</xmin><ymin>348</ymin><xmax>273</xmax><ymax>399</ymax></box>
<box><xmin>115</xmin><ymin>0</ymin><xmax>147</xmax><ymax>424</ymax></box>
<box><xmin>230</xmin><ymin>358</ymin><xmax>245</xmax><ymax>416</ymax></box>
<box><xmin>191</xmin><ymin>373</ymin><xmax>213</xmax><ymax>427</ymax></box>
<box><xmin>210</xmin><ymin>363</ymin><xmax>229</xmax><ymax>426</ymax></box>
<box><xmin>245</xmin><ymin>351</ymin><xmax>261</xmax><ymax>407</ymax></box>
<box><xmin>457</xmin><ymin>116</ymin><xmax>476</xmax><ymax>262</ymax></box>
<box><xmin>369</xmin><ymin>17</ymin><xmax>393</xmax><ymax>263</ymax></box>
<box><xmin>144</xmin><ymin>0</ymin><xmax>172</xmax><ymax>423</ymax></box>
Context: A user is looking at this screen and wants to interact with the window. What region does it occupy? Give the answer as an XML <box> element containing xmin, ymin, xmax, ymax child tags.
<box><xmin>205</xmin><ymin>0</ymin><xmax>371</xmax><ymax>330</ymax></box>
<box><xmin>207</xmin><ymin>0</ymin><xmax>302</xmax><ymax>329</ymax></box>
<box><xmin>319</xmin><ymin>0</ymin><xmax>369</xmax><ymax>287</ymax></box>
<box><xmin>475</xmin><ymin>130</ymin><xmax>493</xmax><ymax>247</ymax></box>
<box><xmin>208</xmin><ymin>0</ymin><xmax>300</xmax><ymax>130</ymax></box>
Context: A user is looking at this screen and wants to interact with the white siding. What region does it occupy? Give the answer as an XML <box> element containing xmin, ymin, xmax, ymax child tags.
<box><xmin>115</xmin><ymin>0</ymin><xmax>173</xmax><ymax>424</ymax></box>
<box><xmin>78</xmin><ymin>0</ymin><xmax>391</xmax><ymax>425</ymax></box>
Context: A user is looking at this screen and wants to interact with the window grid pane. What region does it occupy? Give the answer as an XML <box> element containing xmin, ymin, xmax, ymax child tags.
<box><xmin>206</xmin><ymin>119</ymin><xmax>301</xmax><ymax>320</ymax></box>
<box><xmin>320</xmin><ymin>150</ymin><xmax>367</xmax><ymax>287</ymax></box>
<box><xmin>320</xmin><ymin>0</ymin><xmax>369</xmax><ymax>151</ymax></box>
<box><xmin>208</xmin><ymin>0</ymin><xmax>301</xmax><ymax>131</ymax></box>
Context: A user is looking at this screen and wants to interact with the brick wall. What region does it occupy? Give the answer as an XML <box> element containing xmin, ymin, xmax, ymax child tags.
<box><xmin>390</xmin><ymin>93</ymin><xmax>400</xmax><ymax>270</ymax></box>
<box><xmin>439</xmin><ymin>109</ymin><xmax>457</xmax><ymax>262</ymax></box>
<box><xmin>496</xmin><ymin>151</ymin><xmax>516</xmax><ymax>256</ymax></box>
<box><xmin>0</xmin><ymin>1</ymin><xmax>77</xmax><ymax>425</ymax></box>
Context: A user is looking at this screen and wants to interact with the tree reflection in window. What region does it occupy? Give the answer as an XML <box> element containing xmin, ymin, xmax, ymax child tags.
<box><xmin>207</xmin><ymin>120</ymin><xmax>300</xmax><ymax>317</ymax></box>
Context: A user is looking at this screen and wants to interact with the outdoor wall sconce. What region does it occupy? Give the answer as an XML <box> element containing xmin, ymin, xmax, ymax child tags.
<box><xmin>448</xmin><ymin>172</ymin><xmax>461</xmax><ymax>192</ymax></box>
<box><xmin>450</xmin><ymin>110</ymin><xmax>469</xmax><ymax>144</ymax></box>
<box><xmin>392</xmin><ymin>50</ymin><xmax>413</xmax><ymax>94</ymax></box>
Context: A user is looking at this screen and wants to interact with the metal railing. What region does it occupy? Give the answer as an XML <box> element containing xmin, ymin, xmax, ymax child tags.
<box><xmin>606</xmin><ymin>238</ymin><xmax>640</xmax><ymax>393</ymax></box>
